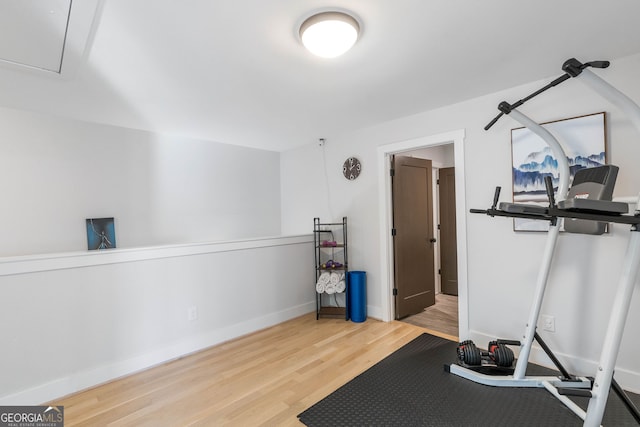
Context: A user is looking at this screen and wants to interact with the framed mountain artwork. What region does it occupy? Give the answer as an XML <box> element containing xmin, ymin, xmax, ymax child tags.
<box><xmin>511</xmin><ymin>112</ymin><xmax>606</xmax><ymax>231</ymax></box>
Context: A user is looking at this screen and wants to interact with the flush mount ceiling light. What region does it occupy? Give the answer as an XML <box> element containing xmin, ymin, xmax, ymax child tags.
<box><xmin>299</xmin><ymin>11</ymin><xmax>360</xmax><ymax>58</ymax></box>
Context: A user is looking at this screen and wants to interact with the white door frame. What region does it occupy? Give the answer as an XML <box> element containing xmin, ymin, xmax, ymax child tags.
<box><xmin>377</xmin><ymin>129</ymin><xmax>468</xmax><ymax>338</ymax></box>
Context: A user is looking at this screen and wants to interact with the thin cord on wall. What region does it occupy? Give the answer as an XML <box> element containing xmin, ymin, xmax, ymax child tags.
<box><xmin>320</xmin><ymin>138</ymin><xmax>335</xmax><ymax>221</ymax></box>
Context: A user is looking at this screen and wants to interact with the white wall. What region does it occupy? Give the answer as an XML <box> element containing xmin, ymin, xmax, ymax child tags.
<box><xmin>0</xmin><ymin>236</ymin><xmax>314</xmax><ymax>404</ymax></box>
<box><xmin>0</xmin><ymin>106</ymin><xmax>315</xmax><ymax>404</ymax></box>
<box><xmin>0</xmin><ymin>107</ymin><xmax>282</xmax><ymax>257</ymax></box>
<box><xmin>281</xmin><ymin>53</ymin><xmax>640</xmax><ymax>391</ymax></box>
<box><xmin>410</xmin><ymin>144</ymin><xmax>454</xmax><ymax>168</ymax></box>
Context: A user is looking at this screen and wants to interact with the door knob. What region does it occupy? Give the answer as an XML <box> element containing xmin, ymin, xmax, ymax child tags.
<box><xmin>429</xmin><ymin>238</ymin><xmax>437</xmax><ymax>243</ymax></box>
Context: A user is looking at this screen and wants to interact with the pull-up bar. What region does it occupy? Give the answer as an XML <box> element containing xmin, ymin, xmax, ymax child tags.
<box><xmin>484</xmin><ymin>58</ymin><xmax>610</xmax><ymax>130</ymax></box>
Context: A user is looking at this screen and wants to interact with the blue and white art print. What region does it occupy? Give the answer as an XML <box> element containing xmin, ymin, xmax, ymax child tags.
<box><xmin>86</xmin><ymin>217</ymin><xmax>116</xmax><ymax>250</ymax></box>
<box><xmin>511</xmin><ymin>112</ymin><xmax>606</xmax><ymax>231</ymax></box>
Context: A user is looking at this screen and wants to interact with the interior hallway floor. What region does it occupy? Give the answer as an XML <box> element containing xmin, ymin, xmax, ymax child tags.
<box><xmin>402</xmin><ymin>293</ymin><xmax>459</xmax><ymax>339</ymax></box>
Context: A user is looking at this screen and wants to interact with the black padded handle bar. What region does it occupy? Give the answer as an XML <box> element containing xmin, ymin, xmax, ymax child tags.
<box><xmin>484</xmin><ymin>58</ymin><xmax>610</xmax><ymax>131</ymax></box>
<box><xmin>469</xmin><ymin>186</ymin><xmax>502</xmax><ymax>215</ymax></box>
<box><xmin>544</xmin><ymin>176</ymin><xmax>556</xmax><ymax>207</ymax></box>
<box><xmin>496</xmin><ymin>339</ymin><xmax>521</xmax><ymax>346</ymax></box>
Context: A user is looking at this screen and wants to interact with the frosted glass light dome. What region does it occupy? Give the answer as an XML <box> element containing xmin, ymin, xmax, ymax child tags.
<box><xmin>299</xmin><ymin>11</ymin><xmax>360</xmax><ymax>58</ymax></box>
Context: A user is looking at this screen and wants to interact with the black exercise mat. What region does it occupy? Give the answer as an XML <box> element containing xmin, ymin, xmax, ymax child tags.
<box><xmin>298</xmin><ymin>333</ymin><xmax>640</xmax><ymax>426</ymax></box>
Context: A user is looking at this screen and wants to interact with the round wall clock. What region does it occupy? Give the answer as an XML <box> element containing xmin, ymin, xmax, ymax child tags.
<box><xmin>343</xmin><ymin>157</ymin><xmax>362</xmax><ymax>180</ymax></box>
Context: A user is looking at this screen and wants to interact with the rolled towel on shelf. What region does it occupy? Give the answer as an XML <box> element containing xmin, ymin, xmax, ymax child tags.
<box><xmin>329</xmin><ymin>272</ymin><xmax>340</xmax><ymax>285</ymax></box>
<box><xmin>318</xmin><ymin>272</ymin><xmax>331</xmax><ymax>286</ymax></box>
<box><xmin>335</xmin><ymin>280</ymin><xmax>346</xmax><ymax>293</ymax></box>
<box><xmin>325</xmin><ymin>282</ymin><xmax>336</xmax><ymax>294</ymax></box>
<box><xmin>316</xmin><ymin>281</ymin><xmax>325</xmax><ymax>294</ymax></box>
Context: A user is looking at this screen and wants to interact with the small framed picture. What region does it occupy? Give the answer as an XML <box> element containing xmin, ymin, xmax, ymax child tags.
<box><xmin>86</xmin><ymin>217</ymin><xmax>116</xmax><ymax>250</ymax></box>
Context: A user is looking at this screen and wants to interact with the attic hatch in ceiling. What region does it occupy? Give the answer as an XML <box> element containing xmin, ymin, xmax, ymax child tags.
<box><xmin>0</xmin><ymin>0</ymin><xmax>101</xmax><ymax>75</ymax></box>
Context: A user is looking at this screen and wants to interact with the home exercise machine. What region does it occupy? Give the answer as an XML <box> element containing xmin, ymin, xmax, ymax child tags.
<box><xmin>446</xmin><ymin>58</ymin><xmax>640</xmax><ymax>427</ymax></box>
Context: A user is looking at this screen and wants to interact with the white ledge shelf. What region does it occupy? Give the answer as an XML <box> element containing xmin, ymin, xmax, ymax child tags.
<box><xmin>0</xmin><ymin>234</ymin><xmax>313</xmax><ymax>277</ymax></box>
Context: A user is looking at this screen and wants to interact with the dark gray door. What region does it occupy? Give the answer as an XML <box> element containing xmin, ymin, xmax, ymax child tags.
<box><xmin>392</xmin><ymin>156</ymin><xmax>436</xmax><ymax>319</ymax></box>
<box><xmin>439</xmin><ymin>167</ymin><xmax>458</xmax><ymax>295</ymax></box>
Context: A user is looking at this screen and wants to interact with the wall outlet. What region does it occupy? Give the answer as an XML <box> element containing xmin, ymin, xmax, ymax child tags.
<box><xmin>187</xmin><ymin>306</ymin><xmax>198</xmax><ymax>322</ymax></box>
<box><xmin>541</xmin><ymin>314</ymin><xmax>555</xmax><ymax>332</ymax></box>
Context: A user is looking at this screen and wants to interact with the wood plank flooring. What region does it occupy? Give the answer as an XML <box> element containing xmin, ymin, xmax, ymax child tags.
<box><xmin>48</xmin><ymin>314</ymin><xmax>451</xmax><ymax>426</ymax></box>
<box><xmin>402</xmin><ymin>293</ymin><xmax>459</xmax><ymax>338</ymax></box>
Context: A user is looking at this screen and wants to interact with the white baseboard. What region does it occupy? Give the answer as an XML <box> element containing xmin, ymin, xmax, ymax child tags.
<box><xmin>0</xmin><ymin>302</ymin><xmax>315</xmax><ymax>406</ymax></box>
<box><xmin>366</xmin><ymin>305</ymin><xmax>381</xmax><ymax>321</ymax></box>
<box><xmin>468</xmin><ymin>329</ymin><xmax>640</xmax><ymax>394</ymax></box>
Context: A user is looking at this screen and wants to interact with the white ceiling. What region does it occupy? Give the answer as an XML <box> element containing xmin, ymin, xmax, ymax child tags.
<box><xmin>1</xmin><ymin>0</ymin><xmax>640</xmax><ymax>152</ymax></box>
<box><xmin>0</xmin><ymin>0</ymin><xmax>71</xmax><ymax>72</ymax></box>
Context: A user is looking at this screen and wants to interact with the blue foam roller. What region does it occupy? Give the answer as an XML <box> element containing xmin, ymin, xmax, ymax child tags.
<box><xmin>347</xmin><ymin>271</ymin><xmax>367</xmax><ymax>322</ymax></box>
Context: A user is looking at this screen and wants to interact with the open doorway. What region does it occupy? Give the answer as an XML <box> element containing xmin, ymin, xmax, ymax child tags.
<box><xmin>393</xmin><ymin>145</ymin><xmax>459</xmax><ymax>337</ymax></box>
<box><xmin>377</xmin><ymin>129</ymin><xmax>468</xmax><ymax>340</ymax></box>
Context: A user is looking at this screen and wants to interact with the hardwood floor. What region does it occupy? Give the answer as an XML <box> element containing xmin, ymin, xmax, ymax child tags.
<box><xmin>402</xmin><ymin>293</ymin><xmax>459</xmax><ymax>338</ymax></box>
<box><xmin>48</xmin><ymin>314</ymin><xmax>451</xmax><ymax>426</ymax></box>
